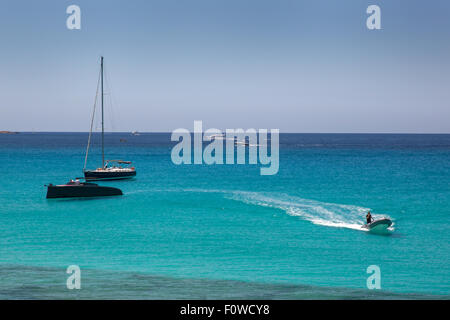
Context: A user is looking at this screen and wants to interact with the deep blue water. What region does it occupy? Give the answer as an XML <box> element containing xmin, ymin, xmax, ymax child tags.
<box><xmin>0</xmin><ymin>133</ymin><xmax>449</xmax><ymax>299</ymax></box>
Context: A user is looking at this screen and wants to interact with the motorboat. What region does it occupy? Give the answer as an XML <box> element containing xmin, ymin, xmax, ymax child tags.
<box><xmin>362</xmin><ymin>218</ymin><xmax>393</xmax><ymax>232</ymax></box>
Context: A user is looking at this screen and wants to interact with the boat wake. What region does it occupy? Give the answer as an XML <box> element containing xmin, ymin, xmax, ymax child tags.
<box><xmin>134</xmin><ymin>188</ymin><xmax>393</xmax><ymax>232</ymax></box>
<box><xmin>221</xmin><ymin>191</ymin><xmax>393</xmax><ymax>232</ymax></box>
<box><xmin>225</xmin><ymin>191</ymin><xmax>378</xmax><ymax>231</ymax></box>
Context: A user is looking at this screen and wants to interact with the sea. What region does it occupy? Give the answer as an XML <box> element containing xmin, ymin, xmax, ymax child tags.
<box><xmin>0</xmin><ymin>132</ymin><xmax>449</xmax><ymax>299</ymax></box>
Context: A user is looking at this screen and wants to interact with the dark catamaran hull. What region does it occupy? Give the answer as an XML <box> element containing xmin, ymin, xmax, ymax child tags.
<box><xmin>46</xmin><ymin>184</ymin><xmax>123</xmax><ymax>199</ymax></box>
<box><xmin>84</xmin><ymin>170</ymin><xmax>136</xmax><ymax>181</ymax></box>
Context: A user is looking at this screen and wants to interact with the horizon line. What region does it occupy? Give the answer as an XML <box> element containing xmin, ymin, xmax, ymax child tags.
<box><xmin>4</xmin><ymin>131</ymin><xmax>450</xmax><ymax>135</ymax></box>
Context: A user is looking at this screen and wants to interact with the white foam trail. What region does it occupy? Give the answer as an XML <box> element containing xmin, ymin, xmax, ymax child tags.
<box><xmin>132</xmin><ymin>188</ymin><xmax>392</xmax><ymax>232</ymax></box>
<box><xmin>224</xmin><ymin>191</ymin><xmax>392</xmax><ymax>232</ymax></box>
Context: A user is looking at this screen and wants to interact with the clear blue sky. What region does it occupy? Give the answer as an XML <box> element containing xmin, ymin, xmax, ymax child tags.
<box><xmin>1</xmin><ymin>0</ymin><xmax>449</xmax><ymax>133</ymax></box>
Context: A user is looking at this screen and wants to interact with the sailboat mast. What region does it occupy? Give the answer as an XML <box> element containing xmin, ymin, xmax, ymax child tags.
<box><xmin>101</xmin><ymin>56</ymin><xmax>105</xmax><ymax>168</ymax></box>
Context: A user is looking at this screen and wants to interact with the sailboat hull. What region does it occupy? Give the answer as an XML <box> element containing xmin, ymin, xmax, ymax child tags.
<box><xmin>84</xmin><ymin>170</ymin><xmax>136</xmax><ymax>181</ymax></box>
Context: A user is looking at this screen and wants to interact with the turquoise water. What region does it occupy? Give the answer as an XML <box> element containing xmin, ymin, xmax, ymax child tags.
<box><xmin>0</xmin><ymin>133</ymin><xmax>449</xmax><ymax>299</ymax></box>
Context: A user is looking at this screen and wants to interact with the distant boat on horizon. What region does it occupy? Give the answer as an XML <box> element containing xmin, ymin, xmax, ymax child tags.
<box><xmin>83</xmin><ymin>57</ymin><xmax>137</xmax><ymax>181</ymax></box>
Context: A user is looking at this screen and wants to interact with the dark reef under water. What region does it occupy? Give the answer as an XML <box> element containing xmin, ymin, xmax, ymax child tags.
<box><xmin>0</xmin><ymin>265</ymin><xmax>444</xmax><ymax>300</ymax></box>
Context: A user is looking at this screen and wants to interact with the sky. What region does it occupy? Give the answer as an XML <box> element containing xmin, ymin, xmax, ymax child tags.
<box><xmin>0</xmin><ymin>0</ymin><xmax>449</xmax><ymax>133</ymax></box>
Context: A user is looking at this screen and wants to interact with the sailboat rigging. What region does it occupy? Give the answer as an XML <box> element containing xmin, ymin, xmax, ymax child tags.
<box><xmin>83</xmin><ymin>56</ymin><xmax>137</xmax><ymax>181</ymax></box>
